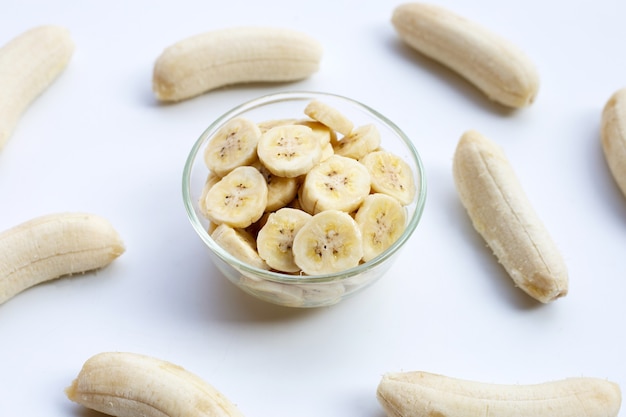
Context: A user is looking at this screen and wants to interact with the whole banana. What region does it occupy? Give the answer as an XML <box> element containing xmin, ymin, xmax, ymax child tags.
<box><xmin>0</xmin><ymin>25</ymin><xmax>74</xmax><ymax>149</ymax></box>
<box><xmin>0</xmin><ymin>212</ymin><xmax>125</xmax><ymax>305</ymax></box>
<box><xmin>377</xmin><ymin>371</ymin><xmax>622</xmax><ymax>417</ymax></box>
<box><xmin>152</xmin><ymin>27</ymin><xmax>323</xmax><ymax>102</ymax></box>
<box><xmin>452</xmin><ymin>130</ymin><xmax>568</xmax><ymax>303</ymax></box>
<box><xmin>601</xmin><ymin>87</ymin><xmax>626</xmax><ymax>198</ymax></box>
<box><xmin>391</xmin><ymin>3</ymin><xmax>539</xmax><ymax>108</ymax></box>
<box><xmin>66</xmin><ymin>351</ymin><xmax>245</xmax><ymax>417</ymax></box>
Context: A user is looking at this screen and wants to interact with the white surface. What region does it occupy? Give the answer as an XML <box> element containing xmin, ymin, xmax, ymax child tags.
<box><xmin>1</xmin><ymin>1</ymin><xmax>625</xmax><ymax>416</ymax></box>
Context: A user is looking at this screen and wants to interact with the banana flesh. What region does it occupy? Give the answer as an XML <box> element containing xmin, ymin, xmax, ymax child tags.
<box><xmin>211</xmin><ymin>223</ymin><xmax>270</xmax><ymax>270</ymax></box>
<box><xmin>0</xmin><ymin>212</ymin><xmax>125</xmax><ymax>305</ymax></box>
<box><xmin>257</xmin><ymin>124</ymin><xmax>322</xmax><ymax>178</ymax></box>
<box><xmin>204</xmin><ymin>117</ymin><xmax>262</xmax><ymax>177</ymax></box>
<box><xmin>292</xmin><ymin>210</ymin><xmax>363</xmax><ymax>275</ymax></box>
<box><xmin>391</xmin><ymin>3</ymin><xmax>539</xmax><ymax>108</ymax></box>
<box><xmin>360</xmin><ymin>150</ymin><xmax>416</xmax><ymax>206</ymax></box>
<box><xmin>332</xmin><ymin>123</ymin><xmax>381</xmax><ymax>159</ymax></box>
<box><xmin>304</xmin><ymin>99</ymin><xmax>354</xmax><ymax>136</ymax></box>
<box><xmin>355</xmin><ymin>193</ymin><xmax>407</xmax><ymax>262</ymax></box>
<box><xmin>377</xmin><ymin>371</ymin><xmax>622</xmax><ymax>417</ymax></box>
<box><xmin>257</xmin><ymin>207</ymin><xmax>311</xmax><ymax>272</ymax></box>
<box><xmin>66</xmin><ymin>351</ymin><xmax>245</xmax><ymax>417</ymax></box>
<box><xmin>203</xmin><ymin>166</ymin><xmax>268</xmax><ymax>228</ymax></box>
<box><xmin>601</xmin><ymin>87</ymin><xmax>626</xmax><ymax>198</ymax></box>
<box><xmin>299</xmin><ymin>154</ymin><xmax>371</xmax><ymax>214</ymax></box>
<box><xmin>252</xmin><ymin>161</ymin><xmax>300</xmax><ymax>212</ymax></box>
<box><xmin>452</xmin><ymin>130</ymin><xmax>568</xmax><ymax>303</ymax></box>
<box><xmin>153</xmin><ymin>27</ymin><xmax>323</xmax><ymax>102</ymax></box>
<box><xmin>0</xmin><ymin>25</ymin><xmax>74</xmax><ymax>149</ymax></box>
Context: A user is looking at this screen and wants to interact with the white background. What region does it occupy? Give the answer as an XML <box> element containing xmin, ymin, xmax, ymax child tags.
<box><xmin>1</xmin><ymin>0</ymin><xmax>625</xmax><ymax>416</ymax></box>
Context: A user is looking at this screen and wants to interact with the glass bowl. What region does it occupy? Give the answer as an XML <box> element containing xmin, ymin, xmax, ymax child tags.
<box><xmin>182</xmin><ymin>91</ymin><xmax>427</xmax><ymax>308</ymax></box>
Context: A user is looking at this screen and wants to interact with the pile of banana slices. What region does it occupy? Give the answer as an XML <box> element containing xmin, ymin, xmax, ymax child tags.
<box><xmin>199</xmin><ymin>99</ymin><xmax>416</xmax><ymax>276</ymax></box>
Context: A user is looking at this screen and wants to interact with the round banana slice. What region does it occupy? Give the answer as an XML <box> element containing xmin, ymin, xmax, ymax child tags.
<box><xmin>299</xmin><ymin>154</ymin><xmax>371</xmax><ymax>214</ymax></box>
<box><xmin>211</xmin><ymin>224</ymin><xmax>269</xmax><ymax>270</ymax></box>
<box><xmin>257</xmin><ymin>124</ymin><xmax>322</xmax><ymax>178</ymax></box>
<box><xmin>320</xmin><ymin>142</ymin><xmax>335</xmax><ymax>162</ymax></box>
<box><xmin>257</xmin><ymin>118</ymin><xmax>298</xmax><ymax>134</ymax></box>
<box><xmin>296</xmin><ymin>119</ymin><xmax>336</xmax><ymax>146</ymax></box>
<box><xmin>203</xmin><ymin>165</ymin><xmax>268</xmax><ymax>228</ymax></box>
<box><xmin>360</xmin><ymin>150</ymin><xmax>416</xmax><ymax>205</ymax></box>
<box><xmin>355</xmin><ymin>193</ymin><xmax>407</xmax><ymax>262</ymax></box>
<box><xmin>198</xmin><ymin>171</ymin><xmax>221</xmax><ymax>218</ymax></box>
<box><xmin>332</xmin><ymin>123</ymin><xmax>381</xmax><ymax>159</ymax></box>
<box><xmin>257</xmin><ymin>207</ymin><xmax>312</xmax><ymax>272</ymax></box>
<box><xmin>203</xmin><ymin>117</ymin><xmax>261</xmax><ymax>177</ymax></box>
<box><xmin>252</xmin><ymin>161</ymin><xmax>300</xmax><ymax>212</ymax></box>
<box><xmin>292</xmin><ymin>210</ymin><xmax>363</xmax><ymax>275</ymax></box>
<box><xmin>304</xmin><ymin>99</ymin><xmax>354</xmax><ymax>136</ymax></box>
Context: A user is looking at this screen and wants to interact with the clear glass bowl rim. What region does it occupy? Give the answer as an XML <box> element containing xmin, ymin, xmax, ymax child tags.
<box><xmin>182</xmin><ymin>90</ymin><xmax>427</xmax><ymax>284</ymax></box>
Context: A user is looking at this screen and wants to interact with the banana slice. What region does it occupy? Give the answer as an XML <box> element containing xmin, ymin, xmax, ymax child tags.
<box><xmin>332</xmin><ymin>123</ymin><xmax>381</xmax><ymax>160</ymax></box>
<box><xmin>320</xmin><ymin>142</ymin><xmax>335</xmax><ymax>161</ymax></box>
<box><xmin>292</xmin><ymin>210</ymin><xmax>363</xmax><ymax>275</ymax></box>
<box><xmin>202</xmin><ymin>165</ymin><xmax>268</xmax><ymax>228</ymax></box>
<box><xmin>257</xmin><ymin>118</ymin><xmax>299</xmax><ymax>134</ymax></box>
<box><xmin>257</xmin><ymin>207</ymin><xmax>312</xmax><ymax>272</ymax></box>
<box><xmin>252</xmin><ymin>161</ymin><xmax>300</xmax><ymax>212</ymax></box>
<box><xmin>211</xmin><ymin>223</ymin><xmax>269</xmax><ymax>270</ymax></box>
<box><xmin>296</xmin><ymin>119</ymin><xmax>336</xmax><ymax>146</ymax></box>
<box><xmin>198</xmin><ymin>171</ymin><xmax>221</xmax><ymax>218</ymax></box>
<box><xmin>299</xmin><ymin>154</ymin><xmax>371</xmax><ymax>214</ymax></box>
<box><xmin>257</xmin><ymin>124</ymin><xmax>322</xmax><ymax>178</ymax></box>
<box><xmin>360</xmin><ymin>150</ymin><xmax>416</xmax><ymax>205</ymax></box>
<box><xmin>355</xmin><ymin>193</ymin><xmax>407</xmax><ymax>262</ymax></box>
<box><xmin>203</xmin><ymin>117</ymin><xmax>261</xmax><ymax>177</ymax></box>
<box><xmin>304</xmin><ymin>99</ymin><xmax>354</xmax><ymax>136</ymax></box>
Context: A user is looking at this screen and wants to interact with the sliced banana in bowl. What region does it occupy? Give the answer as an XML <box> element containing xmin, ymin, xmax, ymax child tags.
<box><xmin>183</xmin><ymin>91</ymin><xmax>427</xmax><ymax>307</ymax></box>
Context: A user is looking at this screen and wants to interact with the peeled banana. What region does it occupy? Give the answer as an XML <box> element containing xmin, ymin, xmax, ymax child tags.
<box><xmin>377</xmin><ymin>371</ymin><xmax>622</xmax><ymax>417</ymax></box>
<box><xmin>153</xmin><ymin>26</ymin><xmax>323</xmax><ymax>102</ymax></box>
<box><xmin>601</xmin><ymin>87</ymin><xmax>626</xmax><ymax>198</ymax></box>
<box><xmin>0</xmin><ymin>25</ymin><xmax>74</xmax><ymax>149</ymax></box>
<box><xmin>0</xmin><ymin>212</ymin><xmax>125</xmax><ymax>305</ymax></box>
<box><xmin>452</xmin><ymin>130</ymin><xmax>568</xmax><ymax>303</ymax></box>
<box><xmin>66</xmin><ymin>351</ymin><xmax>245</xmax><ymax>417</ymax></box>
<box><xmin>391</xmin><ymin>3</ymin><xmax>539</xmax><ymax>108</ymax></box>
